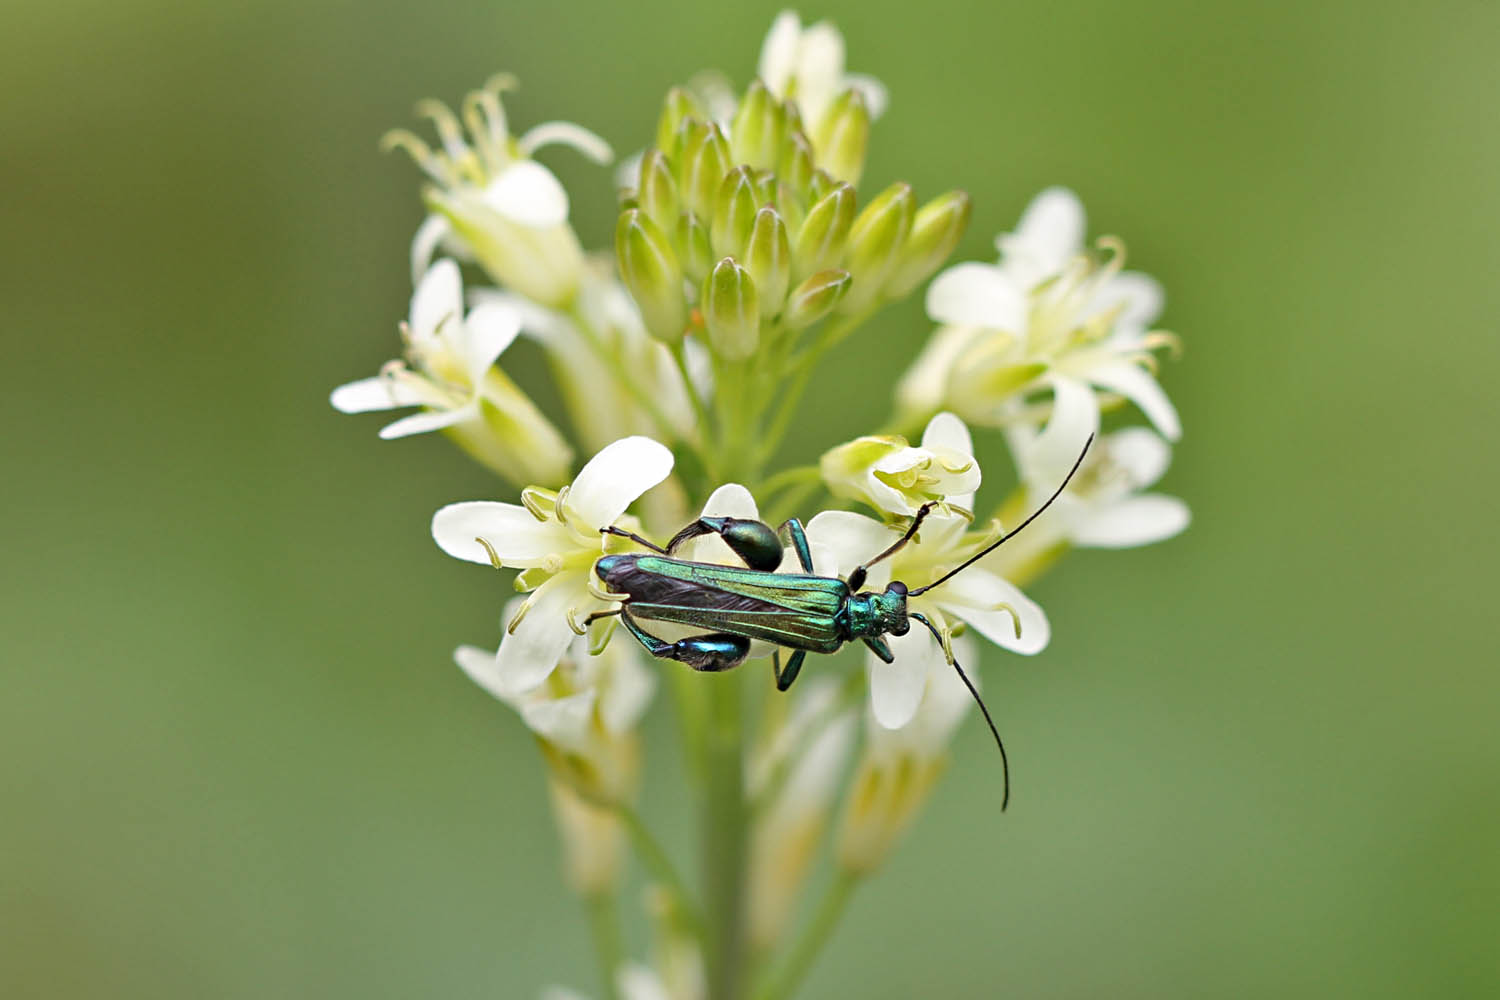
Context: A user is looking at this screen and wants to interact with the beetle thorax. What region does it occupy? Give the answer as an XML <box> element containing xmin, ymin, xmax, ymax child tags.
<box><xmin>845</xmin><ymin>581</ymin><xmax>910</xmax><ymax>639</ymax></box>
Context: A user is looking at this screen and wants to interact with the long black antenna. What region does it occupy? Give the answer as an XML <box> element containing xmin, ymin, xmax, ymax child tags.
<box><xmin>912</xmin><ymin>612</ymin><xmax>1009</xmax><ymax>810</ymax></box>
<box><xmin>909</xmin><ymin>433</ymin><xmax>1094</xmax><ymax>598</ymax></box>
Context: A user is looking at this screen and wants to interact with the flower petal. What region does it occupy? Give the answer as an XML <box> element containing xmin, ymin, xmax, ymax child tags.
<box><xmin>758</xmin><ymin>11</ymin><xmax>803</xmax><ymax>93</ymax></box>
<box><xmin>926</xmin><ymin>262</ymin><xmax>1027</xmax><ymax>331</ymax></box>
<box><xmin>805</xmin><ymin>510</ymin><xmax>897</xmax><ymax>583</ymax></box>
<box><xmin>453</xmin><ymin>644</ymin><xmax>513</xmax><ymax>703</ymax></box>
<box><xmin>940</xmin><ymin>570</ymin><xmax>1050</xmax><ymax>655</ymax></box>
<box><xmin>1072</xmin><ymin>494</ymin><xmax>1190</xmax><ymax>548</ymax></box>
<box><xmin>519</xmin><ymin>690</ymin><xmax>597</xmax><ymax>752</ymax></box>
<box><xmin>1106</xmin><ymin>426</ymin><xmax>1172</xmax><ymax>489</ymax></box>
<box><xmin>845</xmin><ymin>73</ymin><xmax>889</xmax><ymax>119</ymax></box>
<box><xmin>411</xmin><ymin>259</ymin><xmax>464</xmax><ymax>341</ymax></box>
<box><xmin>1094</xmin><ymin>271</ymin><xmax>1164</xmax><ymax>330</ymax></box>
<box><xmin>921</xmin><ymin>411</ymin><xmax>978</xmax><ymax>511</ymax></box>
<box><xmin>461</xmin><ymin>301</ymin><xmax>522</xmax><ymax>381</ymax></box>
<box><xmin>869</xmin><ymin>627</ymin><xmax>942</xmax><ymax>729</ymax></box>
<box><xmin>895</xmin><ymin>324</ymin><xmax>983</xmax><ymax>417</ymax></box>
<box><xmin>566</xmin><ymin>436</ymin><xmax>675</xmax><ymax>531</ymax></box>
<box><xmin>495</xmin><ymin>575</ymin><xmax>588</xmax><ymax>690</ymax></box>
<box><xmin>483</xmin><ymin>160</ymin><xmax>569</xmax><ymax>227</ymax></box>
<box><xmin>999</xmin><ymin>186</ymin><xmax>1085</xmax><ymax>284</ymax></box>
<box><xmin>518</xmin><ymin>121</ymin><xmax>614</xmax><ymax>164</ymax></box>
<box><xmin>1027</xmin><ymin>374</ymin><xmax>1100</xmax><ymax>484</ymax></box>
<box><xmin>410</xmin><ymin>215</ymin><xmax>451</xmax><ymax>285</ymax></box>
<box><xmin>378</xmin><ymin>406</ymin><xmax>470</xmax><ymax>439</ymax></box>
<box><xmin>432</xmin><ymin>501</ymin><xmax>576</xmax><ymax>566</ymax></box>
<box><xmin>1087</xmin><ymin>361</ymin><xmax>1182</xmax><ymax>441</ymax></box>
<box><xmin>329</xmin><ymin>375</ymin><xmax>426</xmax><ymax>414</ymax></box>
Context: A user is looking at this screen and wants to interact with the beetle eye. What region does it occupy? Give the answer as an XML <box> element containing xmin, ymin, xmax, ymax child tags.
<box><xmin>887</xmin><ymin>580</ymin><xmax>908</xmax><ymax>596</ymax></box>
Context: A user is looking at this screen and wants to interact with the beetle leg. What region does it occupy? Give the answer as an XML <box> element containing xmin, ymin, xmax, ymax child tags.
<box><xmin>847</xmin><ymin>501</ymin><xmax>939</xmax><ymax>591</ymax></box>
<box><xmin>665</xmin><ymin>517</ymin><xmax>783</xmax><ymax>572</ymax></box>
<box><xmin>771</xmin><ymin>649</ymin><xmax>808</xmax><ymax>691</ymax></box>
<box><xmin>600</xmin><ymin>525</ymin><xmax>669</xmax><ymax>554</ymax></box>
<box><xmin>862</xmin><ymin>635</ymin><xmax>895</xmax><ymax>664</ymax></box>
<box><xmin>776</xmin><ymin>518</ymin><xmax>814</xmax><ymax>572</ymax></box>
<box><xmin>619</xmin><ymin>610</ymin><xmax>751</xmax><ymax>672</ymax></box>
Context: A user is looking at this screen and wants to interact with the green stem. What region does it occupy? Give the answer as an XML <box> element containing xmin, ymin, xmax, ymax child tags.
<box><xmin>751</xmin><ymin>873</ymin><xmax>859</xmax><ymax>1000</ymax></box>
<box><xmin>567</xmin><ymin>305</ymin><xmax>690</xmax><ymax>453</ymax></box>
<box><xmin>757</xmin><ymin>309</ymin><xmax>878</xmax><ymax>465</ymax></box>
<box><xmin>585</xmin><ymin>891</ymin><xmax>624</xmax><ymax>1000</ymax></box>
<box><xmin>616</xmin><ymin>802</ymin><xmax>705</xmax><ymax>939</ymax></box>
<box><xmin>754</xmin><ymin>464</ymin><xmax>821</xmax><ymax>502</ymax></box>
<box><xmin>671</xmin><ymin>341</ymin><xmax>717</xmax><ymax>448</ymax></box>
<box><xmin>702</xmin><ymin>671</ymin><xmax>748</xmax><ymax>1000</ymax></box>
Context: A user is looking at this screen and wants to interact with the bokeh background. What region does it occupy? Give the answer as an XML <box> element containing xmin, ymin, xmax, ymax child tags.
<box><xmin>5</xmin><ymin>0</ymin><xmax>1498</xmax><ymax>996</ymax></box>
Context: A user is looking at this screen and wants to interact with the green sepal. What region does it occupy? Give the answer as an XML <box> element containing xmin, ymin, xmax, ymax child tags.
<box><xmin>675</xmin><ymin>211</ymin><xmax>714</xmax><ymax>285</ymax></box>
<box><xmin>810</xmin><ymin>88</ymin><xmax>871</xmax><ymax>188</ymax></box>
<box><xmin>885</xmin><ymin>190</ymin><xmax>972</xmax><ymax>298</ymax></box>
<box><xmin>679</xmin><ymin>121</ymin><xmax>731</xmax><ymax>221</ymax></box>
<box><xmin>842</xmin><ymin>182</ymin><xmax>915</xmax><ymax>311</ymax></box>
<box><xmin>745</xmin><ymin>206</ymin><xmax>792</xmax><ymax>312</ymax></box>
<box><xmin>638</xmin><ymin>150</ymin><xmax>679</xmax><ymax>228</ymax></box>
<box><xmin>712</xmin><ymin>166</ymin><xmax>759</xmax><ymax>260</ymax></box>
<box><xmin>793</xmin><ymin>181</ymin><xmax>856</xmax><ymax>282</ymax></box>
<box><xmin>656</xmin><ymin>87</ymin><xmax>706</xmax><ymax>158</ymax></box>
<box><xmin>730</xmin><ymin>79</ymin><xmax>787</xmax><ymax>171</ymax></box>
<box><xmin>783</xmin><ymin>269</ymin><xmax>852</xmax><ymax>330</ymax></box>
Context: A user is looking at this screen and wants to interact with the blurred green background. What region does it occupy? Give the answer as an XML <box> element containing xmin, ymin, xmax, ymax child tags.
<box><xmin>5</xmin><ymin>0</ymin><xmax>1498</xmax><ymax>996</ymax></box>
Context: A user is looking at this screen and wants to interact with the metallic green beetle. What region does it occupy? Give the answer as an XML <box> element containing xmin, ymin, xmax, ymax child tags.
<box><xmin>589</xmin><ymin>436</ymin><xmax>1093</xmax><ymax>808</ymax></box>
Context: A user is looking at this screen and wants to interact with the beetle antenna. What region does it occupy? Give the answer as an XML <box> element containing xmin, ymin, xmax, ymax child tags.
<box><xmin>911</xmin><ymin>612</ymin><xmax>1009</xmax><ymax>810</ymax></box>
<box><xmin>909</xmin><ymin>433</ymin><xmax>1093</xmax><ymax>598</ymax></box>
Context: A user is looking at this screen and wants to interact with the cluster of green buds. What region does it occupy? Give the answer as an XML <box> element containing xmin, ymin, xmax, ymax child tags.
<box><xmin>616</xmin><ymin>81</ymin><xmax>972</xmax><ymax>364</ymax></box>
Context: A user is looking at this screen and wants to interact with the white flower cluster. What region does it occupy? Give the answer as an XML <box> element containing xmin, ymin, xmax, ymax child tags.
<box><xmin>332</xmin><ymin>10</ymin><xmax>1189</xmax><ymax>999</ymax></box>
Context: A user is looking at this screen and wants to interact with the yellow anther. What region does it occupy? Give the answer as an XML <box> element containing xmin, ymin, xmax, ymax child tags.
<box><xmin>588</xmin><ymin>578</ymin><xmax>631</xmax><ymax>603</ymax></box>
<box><xmin>565</xmin><ymin>607</ymin><xmax>588</xmax><ymax>637</ymax></box>
<box><xmin>988</xmin><ymin>602</ymin><xmax>1022</xmax><ymax>640</ymax></box>
<box><xmin>505</xmin><ymin>596</ymin><xmax>534</xmax><ymax>635</ymax></box>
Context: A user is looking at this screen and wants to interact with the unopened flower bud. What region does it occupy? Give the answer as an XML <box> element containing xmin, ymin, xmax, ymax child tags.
<box><xmin>807</xmin><ymin>168</ymin><xmax>837</xmax><ymax>205</ymax></box>
<box><xmin>793</xmin><ymin>182</ymin><xmax>856</xmax><ymax>282</ymax></box>
<box><xmin>638</xmin><ymin>150</ymin><xmax>678</xmax><ymax>228</ymax></box>
<box><xmin>675</xmin><ymin>211</ymin><xmax>714</xmax><ymax>285</ymax></box>
<box><xmin>731</xmin><ymin>80</ymin><xmax>788</xmax><ymax>171</ymax></box>
<box><xmin>617</xmin><ymin>208</ymin><xmax>686</xmax><ymax>343</ymax></box>
<box><xmin>678</xmin><ymin>121</ymin><xmax>731</xmax><ymax>220</ymax></box>
<box><xmin>702</xmin><ymin>257</ymin><xmax>760</xmax><ymax>360</ymax></box>
<box><xmin>657</xmin><ymin>87</ymin><xmax>706</xmax><ymax>158</ymax></box>
<box><xmin>712</xmin><ymin>166</ymin><xmax>759</xmax><ymax>260</ymax></box>
<box><xmin>779</xmin><ymin>129</ymin><xmax>817</xmax><ymax>201</ymax></box>
<box><xmin>885</xmin><ymin>190</ymin><xmax>972</xmax><ymax>298</ymax></box>
<box><xmin>745</xmin><ymin>206</ymin><xmax>792</xmax><ymax>311</ymax></box>
<box><xmin>810</xmin><ymin>88</ymin><xmax>871</xmax><ymax>188</ymax></box>
<box><xmin>842</xmin><ymin>182</ymin><xmax>915</xmax><ymax>311</ymax></box>
<box><xmin>783</xmin><ymin>269</ymin><xmax>851</xmax><ymax>330</ymax></box>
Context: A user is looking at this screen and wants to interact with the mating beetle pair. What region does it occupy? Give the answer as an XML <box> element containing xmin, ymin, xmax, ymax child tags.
<box><xmin>589</xmin><ymin>436</ymin><xmax>1094</xmax><ymax>808</ymax></box>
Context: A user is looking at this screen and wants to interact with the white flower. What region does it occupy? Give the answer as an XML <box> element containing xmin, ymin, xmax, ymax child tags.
<box><xmin>835</xmin><ymin>632</ymin><xmax>977</xmax><ymax>874</ymax></box>
<box><xmin>330</xmin><ymin>259</ymin><xmax>572</xmax><ymax>485</ymax></box>
<box><xmin>757</xmin><ymin>10</ymin><xmax>888</xmax><ymax>129</ymax></box>
<box><xmin>805</xmin><ymin>503</ymin><xmax>1047</xmax><ymax>731</ymax></box>
<box><xmin>541</xmin><ymin>964</ymin><xmax>671</xmax><ymax>1000</ymax></box>
<box><xmin>748</xmin><ymin>679</ymin><xmax>856</xmax><ymax>951</ymax></box>
<box><xmin>819</xmin><ymin>411</ymin><xmax>980</xmax><ymax>517</ymax></box>
<box><xmin>988</xmin><ymin>425</ymin><xmax>1191</xmax><ymax>584</ymax></box>
<box><xmin>898</xmin><ymin>186</ymin><xmax>1180</xmax><ymax>446</ymax></box>
<box><xmin>385</xmin><ymin>76</ymin><xmax>612</xmax><ymax>307</ymax></box>
<box><xmin>432</xmin><ymin>436</ymin><xmax>675</xmax><ymax>691</ymax></box>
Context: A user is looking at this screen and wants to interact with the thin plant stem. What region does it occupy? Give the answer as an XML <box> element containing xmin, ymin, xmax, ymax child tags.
<box><xmin>585</xmin><ymin>891</ymin><xmax>625</xmax><ymax>1000</ymax></box>
<box><xmin>750</xmin><ymin>872</ymin><xmax>859</xmax><ymax>1000</ymax></box>
<box><xmin>702</xmin><ymin>671</ymin><xmax>748</xmax><ymax>1000</ymax></box>
<box><xmin>615</xmin><ymin>802</ymin><xmax>705</xmax><ymax>939</ymax></box>
<box><xmin>758</xmin><ymin>309</ymin><xmax>878</xmax><ymax>465</ymax></box>
<box><xmin>567</xmin><ymin>305</ymin><xmax>698</xmax><ymax>460</ymax></box>
<box><xmin>671</xmin><ymin>341</ymin><xmax>716</xmax><ymax>448</ymax></box>
<box><xmin>754</xmin><ymin>464</ymin><xmax>821</xmax><ymax>503</ymax></box>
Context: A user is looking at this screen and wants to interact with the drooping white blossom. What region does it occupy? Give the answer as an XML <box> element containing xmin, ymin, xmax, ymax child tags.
<box><xmin>432</xmin><ymin>436</ymin><xmax>674</xmax><ymax>692</ymax></box>
<box><xmin>820</xmin><ymin>411</ymin><xmax>979</xmax><ymax>517</ymax></box>
<box><xmin>898</xmin><ymin>186</ymin><xmax>1180</xmax><ymax>446</ymax></box>
<box><xmin>330</xmin><ymin>259</ymin><xmax>572</xmax><ymax>484</ymax></box>
<box><xmin>757</xmin><ymin>10</ymin><xmax>888</xmax><ymax>129</ymax></box>
<box><xmin>385</xmin><ymin>75</ymin><xmax>612</xmax><ymax>307</ymax></box>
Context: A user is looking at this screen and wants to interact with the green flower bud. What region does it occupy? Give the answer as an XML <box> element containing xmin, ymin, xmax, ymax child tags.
<box><xmin>793</xmin><ymin>182</ymin><xmax>856</xmax><ymax>282</ymax></box>
<box><xmin>807</xmin><ymin>168</ymin><xmax>837</xmax><ymax>205</ymax></box>
<box><xmin>842</xmin><ymin>182</ymin><xmax>915</xmax><ymax>311</ymax></box>
<box><xmin>679</xmin><ymin>121</ymin><xmax>731</xmax><ymax>221</ymax></box>
<box><xmin>657</xmin><ymin>87</ymin><xmax>705</xmax><ymax>159</ymax></box>
<box><xmin>675</xmin><ymin>212</ymin><xmax>714</xmax><ymax>285</ymax></box>
<box><xmin>702</xmin><ymin>257</ymin><xmax>760</xmax><ymax>361</ymax></box>
<box><xmin>779</xmin><ymin>129</ymin><xmax>817</xmax><ymax>202</ymax></box>
<box><xmin>616</xmin><ymin>208</ymin><xmax>686</xmax><ymax>343</ymax></box>
<box><xmin>638</xmin><ymin>150</ymin><xmax>678</xmax><ymax>228</ymax></box>
<box><xmin>810</xmin><ymin>88</ymin><xmax>871</xmax><ymax>188</ymax></box>
<box><xmin>730</xmin><ymin>80</ymin><xmax>787</xmax><ymax>171</ymax></box>
<box><xmin>885</xmin><ymin>190</ymin><xmax>972</xmax><ymax>298</ymax></box>
<box><xmin>712</xmin><ymin>166</ymin><xmax>759</xmax><ymax>260</ymax></box>
<box><xmin>745</xmin><ymin>206</ymin><xmax>791</xmax><ymax>312</ymax></box>
<box><xmin>783</xmin><ymin>269</ymin><xmax>852</xmax><ymax>330</ymax></box>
